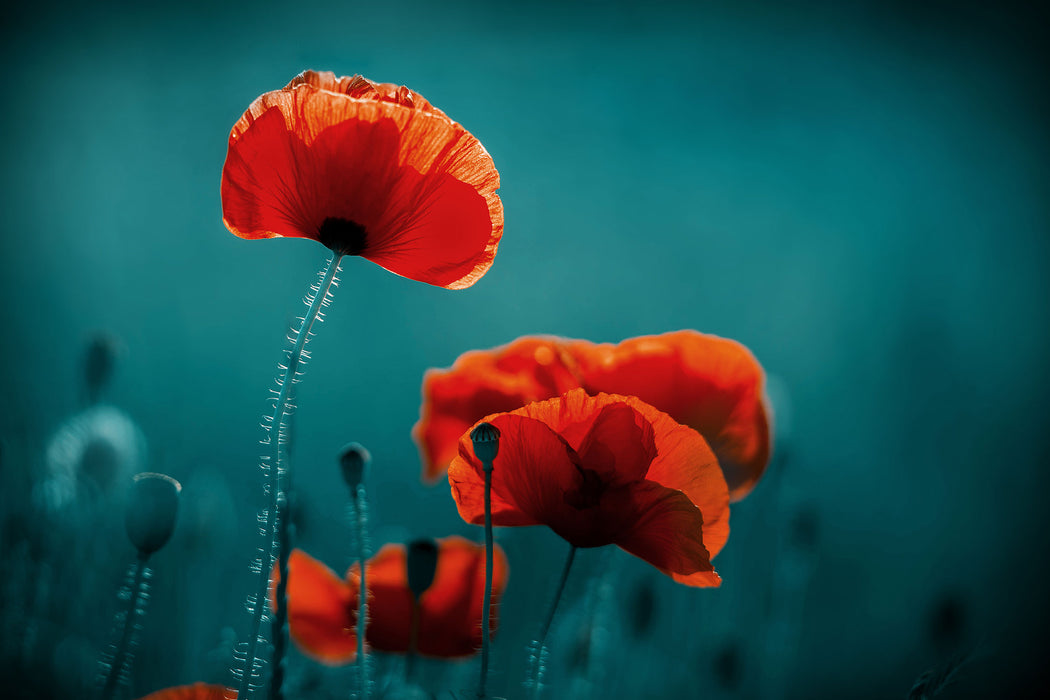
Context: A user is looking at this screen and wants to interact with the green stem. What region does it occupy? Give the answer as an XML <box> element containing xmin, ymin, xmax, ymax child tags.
<box><xmin>100</xmin><ymin>553</ymin><xmax>149</xmax><ymax>700</ymax></box>
<box><xmin>238</xmin><ymin>253</ymin><xmax>343</xmax><ymax>699</ymax></box>
<box><xmin>530</xmin><ymin>544</ymin><xmax>576</xmax><ymax>699</ymax></box>
<box><xmin>354</xmin><ymin>485</ymin><xmax>369</xmax><ymax>700</ymax></box>
<box><xmin>478</xmin><ymin>465</ymin><xmax>494</xmax><ymax>698</ymax></box>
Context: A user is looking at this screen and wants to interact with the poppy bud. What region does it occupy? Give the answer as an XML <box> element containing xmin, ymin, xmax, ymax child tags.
<box><xmin>125</xmin><ymin>472</ymin><xmax>181</xmax><ymax>557</ymax></box>
<box><xmin>84</xmin><ymin>333</ymin><xmax>119</xmax><ymax>402</ymax></box>
<box><xmin>339</xmin><ymin>442</ymin><xmax>371</xmax><ymax>490</ymax></box>
<box><xmin>470</xmin><ymin>422</ymin><xmax>500</xmax><ymax>467</ymax></box>
<box><xmin>406</xmin><ymin>538</ymin><xmax>440</xmax><ymax>598</ymax></box>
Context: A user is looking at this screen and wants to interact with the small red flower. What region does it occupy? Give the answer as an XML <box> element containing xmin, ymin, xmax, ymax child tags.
<box><xmin>137</xmin><ymin>684</ymin><xmax>232</xmax><ymax>700</ymax></box>
<box><xmin>416</xmin><ymin>331</ymin><xmax>771</xmax><ymax>500</ymax></box>
<box><xmin>221</xmin><ymin>70</ymin><xmax>503</xmax><ymax>289</ymax></box>
<box><xmin>275</xmin><ymin>536</ymin><xmax>509</xmax><ymax>664</ymax></box>
<box><xmin>448</xmin><ymin>389</ymin><xmax>730</xmax><ymax>587</ymax></box>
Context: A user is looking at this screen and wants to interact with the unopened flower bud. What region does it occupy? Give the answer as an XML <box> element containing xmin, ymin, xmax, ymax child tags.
<box><xmin>470</xmin><ymin>422</ymin><xmax>500</xmax><ymax>467</ymax></box>
<box><xmin>339</xmin><ymin>442</ymin><xmax>371</xmax><ymax>490</ymax></box>
<box><xmin>125</xmin><ymin>472</ymin><xmax>181</xmax><ymax>557</ymax></box>
<box><xmin>406</xmin><ymin>538</ymin><xmax>439</xmax><ymax>598</ymax></box>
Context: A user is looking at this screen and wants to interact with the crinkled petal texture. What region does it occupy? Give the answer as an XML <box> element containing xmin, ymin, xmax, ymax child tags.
<box><xmin>362</xmin><ymin>536</ymin><xmax>509</xmax><ymax>657</ymax></box>
<box><xmin>277</xmin><ymin>539</ymin><xmax>508</xmax><ymax>663</ymax></box>
<box><xmin>221</xmin><ymin>70</ymin><xmax>503</xmax><ymax>289</ymax></box>
<box><xmin>137</xmin><ymin>684</ymin><xmax>233</xmax><ymax>700</ymax></box>
<box><xmin>570</xmin><ymin>331</ymin><xmax>771</xmax><ymax>501</ymax></box>
<box><xmin>448</xmin><ymin>389</ymin><xmax>729</xmax><ymax>587</ymax></box>
<box><xmin>414</xmin><ymin>336</ymin><xmax>584</xmax><ymax>481</ymax></box>
<box><xmin>419</xmin><ymin>331</ymin><xmax>771</xmax><ymax>500</ymax></box>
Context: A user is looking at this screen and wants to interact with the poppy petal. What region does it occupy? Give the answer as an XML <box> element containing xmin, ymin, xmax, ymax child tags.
<box><xmin>276</xmin><ymin>549</ymin><xmax>357</xmax><ymax>665</ymax></box>
<box><xmin>572</xmin><ymin>331</ymin><xmax>771</xmax><ymax>500</ymax></box>
<box><xmin>610</xmin><ymin>481</ymin><xmax>721</xmax><ymax>588</ymax></box>
<box><xmin>624</xmin><ymin>397</ymin><xmax>731</xmax><ymax>558</ymax></box>
<box><xmin>417</xmin><ymin>536</ymin><xmax>509</xmax><ymax>656</ymax></box>
<box><xmin>449</xmin><ymin>413</ymin><xmax>578</xmax><ymax>528</ymax></box>
<box><xmin>344</xmin><ymin>537</ymin><xmax>509</xmax><ymax>657</ymax></box>
<box><xmin>415</xmin><ymin>337</ymin><xmax>583</xmax><ymax>481</ymax></box>
<box><xmin>137</xmin><ymin>684</ymin><xmax>232</xmax><ymax>700</ymax></box>
<box><xmin>221</xmin><ymin>71</ymin><xmax>503</xmax><ymax>290</ymax></box>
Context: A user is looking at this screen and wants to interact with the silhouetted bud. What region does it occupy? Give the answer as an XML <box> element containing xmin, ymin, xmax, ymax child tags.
<box><xmin>928</xmin><ymin>591</ymin><xmax>967</xmax><ymax>650</ymax></box>
<box><xmin>788</xmin><ymin>506</ymin><xmax>819</xmax><ymax>552</ymax></box>
<box><xmin>84</xmin><ymin>333</ymin><xmax>119</xmax><ymax>403</ymax></box>
<box><xmin>125</xmin><ymin>472</ymin><xmax>181</xmax><ymax>556</ymax></box>
<box><xmin>470</xmin><ymin>422</ymin><xmax>500</xmax><ymax>466</ymax></box>
<box><xmin>339</xmin><ymin>443</ymin><xmax>371</xmax><ymax>490</ymax></box>
<box><xmin>628</xmin><ymin>577</ymin><xmax>656</xmax><ymax>638</ymax></box>
<box><xmin>712</xmin><ymin>641</ymin><xmax>742</xmax><ymax>691</ymax></box>
<box><xmin>406</xmin><ymin>538</ymin><xmax>439</xmax><ymax>598</ymax></box>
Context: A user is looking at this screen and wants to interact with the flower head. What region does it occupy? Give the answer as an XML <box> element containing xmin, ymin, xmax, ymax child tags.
<box><xmin>417</xmin><ymin>331</ymin><xmax>771</xmax><ymax>500</ymax></box>
<box><xmin>221</xmin><ymin>70</ymin><xmax>503</xmax><ymax>289</ymax></box>
<box><xmin>137</xmin><ymin>684</ymin><xmax>232</xmax><ymax>700</ymax></box>
<box><xmin>276</xmin><ymin>536</ymin><xmax>509</xmax><ymax>664</ymax></box>
<box><xmin>448</xmin><ymin>389</ymin><xmax>730</xmax><ymax>587</ymax></box>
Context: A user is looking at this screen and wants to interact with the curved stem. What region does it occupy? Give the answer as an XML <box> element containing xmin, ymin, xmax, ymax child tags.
<box><xmin>238</xmin><ymin>253</ymin><xmax>343</xmax><ymax>699</ymax></box>
<box><xmin>530</xmin><ymin>545</ymin><xmax>576</xmax><ymax>699</ymax></box>
<box><xmin>101</xmin><ymin>553</ymin><xmax>149</xmax><ymax>700</ymax></box>
<box><xmin>354</xmin><ymin>485</ymin><xmax>369</xmax><ymax>700</ymax></box>
<box><xmin>478</xmin><ymin>466</ymin><xmax>494</xmax><ymax>698</ymax></box>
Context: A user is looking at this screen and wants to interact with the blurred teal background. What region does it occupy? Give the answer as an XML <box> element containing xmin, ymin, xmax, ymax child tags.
<box><xmin>1</xmin><ymin>1</ymin><xmax>1048</xmax><ymax>698</ymax></box>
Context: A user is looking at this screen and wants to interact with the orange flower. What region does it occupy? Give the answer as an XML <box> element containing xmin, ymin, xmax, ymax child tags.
<box><xmin>276</xmin><ymin>537</ymin><xmax>509</xmax><ymax>664</ymax></box>
<box><xmin>221</xmin><ymin>70</ymin><xmax>503</xmax><ymax>290</ymax></box>
<box><xmin>137</xmin><ymin>684</ymin><xmax>232</xmax><ymax>700</ymax></box>
<box><xmin>448</xmin><ymin>389</ymin><xmax>730</xmax><ymax>587</ymax></box>
<box><xmin>416</xmin><ymin>331</ymin><xmax>771</xmax><ymax>500</ymax></box>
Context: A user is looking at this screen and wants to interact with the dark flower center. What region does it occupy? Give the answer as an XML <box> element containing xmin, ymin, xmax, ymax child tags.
<box><xmin>318</xmin><ymin>217</ymin><xmax>368</xmax><ymax>255</ymax></box>
<box><xmin>564</xmin><ymin>466</ymin><xmax>606</xmax><ymax>510</ymax></box>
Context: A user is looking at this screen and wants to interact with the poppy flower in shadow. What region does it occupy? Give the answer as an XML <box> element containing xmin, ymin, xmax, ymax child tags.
<box><xmin>221</xmin><ymin>70</ymin><xmax>503</xmax><ymax>289</ymax></box>
<box><xmin>417</xmin><ymin>331</ymin><xmax>770</xmax><ymax>500</ymax></box>
<box><xmin>448</xmin><ymin>389</ymin><xmax>730</xmax><ymax>587</ymax></box>
<box><xmin>137</xmin><ymin>684</ymin><xmax>232</xmax><ymax>700</ymax></box>
<box><xmin>275</xmin><ymin>536</ymin><xmax>509</xmax><ymax>664</ymax></box>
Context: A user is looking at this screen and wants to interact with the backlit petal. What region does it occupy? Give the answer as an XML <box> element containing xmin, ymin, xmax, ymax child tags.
<box><xmin>572</xmin><ymin>331</ymin><xmax>771</xmax><ymax>500</ymax></box>
<box><xmin>275</xmin><ymin>549</ymin><xmax>357</xmax><ymax>665</ymax></box>
<box><xmin>221</xmin><ymin>71</ymin><xmax>502</xmax><ymax>289</ymax></box>
<box><xmin>611</xmin><ymin>481</ymin><xmax>721</xmax><ymax>588</ymax></box>
<box><xmin>415</xmin><ymin>337</ymin><xmax>583</xmax><ymax>481</ymax></box>
<box><xmin>137</xmin><ymin>684</ymin><xmax>232</xmax><ymax>700</ymax></box>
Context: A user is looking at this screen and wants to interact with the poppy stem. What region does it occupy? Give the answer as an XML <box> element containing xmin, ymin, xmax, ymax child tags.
<box><xmin>99</xmin><ymin>552</ymin><xmax>150</xmax><ymax>700</ymax></box>
<box><xmin>529</xmin><ymin>544</ymin><xmax>576</xmax><ymax>699</ymax></box>
<box><xmin>478</xmin><ymin>464</ymin><xmax>494</xmax><ymax>699</ymax></box>
<box><xmin>352</xmin><ymin>483</ymin><xmax>370</xmax><ymax>700</ymax></box>
<box><xmin>237</xmin><ymin>252</ymin><xmax>343</xmax><ymax>700</ymax></box>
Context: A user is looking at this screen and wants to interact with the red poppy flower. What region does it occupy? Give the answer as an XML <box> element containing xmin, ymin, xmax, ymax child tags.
<box><xmin>275</xmin><ymin>536</ymin><xmax>509</xmax><ymax>664</ymax></box>
<box><xmin>448</xmin><ymin>389</ymin><xmax>730</xmax><ymax>587</ymax></box>
<box><xmin>137</xmin><ymin>684</ymin><xmax>232</xmax><ymax>700</ymax></box>
<box><xmin>414</xmin><ymin>336</ymin><xmax>584</xmax><ymax>482</ymax></box>
<box><xmin>416</xmin><ymin>331</ymin><xmax>770</xmax><ymax>500</ymax></box>
<box><xmin>221</xmin><ymin>70</ymin><xmax>503</xmax><ymax>290</ymax></box>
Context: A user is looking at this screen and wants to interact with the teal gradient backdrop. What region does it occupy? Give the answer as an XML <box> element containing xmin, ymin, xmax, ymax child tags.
<box><xmin>1</xmin><ymin>1</ymin><xmax>1048</xmax><ymax>698</ymax></box>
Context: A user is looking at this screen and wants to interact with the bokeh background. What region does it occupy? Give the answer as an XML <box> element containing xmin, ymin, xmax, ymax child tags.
<box><xmin>1</xmin><ymin>1</ymin><xmax>1048</xmax><ymax>698</ymax></box>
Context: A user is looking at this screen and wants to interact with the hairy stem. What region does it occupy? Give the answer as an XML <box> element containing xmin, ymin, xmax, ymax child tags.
<box><xmin>238</xmin><ymin>253</ymin><xmax>343</xmax><ymax>699</ymax></box>
<box><xmin>351</xmin><ymin>484</ymin><xmax>370</xmax><ymax>699</ymax></box>
<box><xmin>100</xmin><ymin>553</ymin><xmax>149</xmax><ymax>700</ymax></box>
<box><xmin>530</xmin><ymin>544</ymin><xmax>577</xmax><ymax>699</ymax></box>
<box><xmin>478</xmin><ymin>466</ymin><xmax>494</xmax><ymax>698</ymax></box>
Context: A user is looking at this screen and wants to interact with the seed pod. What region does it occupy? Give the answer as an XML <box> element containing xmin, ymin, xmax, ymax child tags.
<box><xmin>125</xmin><ymin>472</ymin><xmax>181</xmax><ymax>557</ymax></box>
<box><xmin>338</xmin><ymin>443</ymin><xmax>371</xmax><ymax>490</ymax></box>
<box><xmin>406</xmin><ymin>538</ymin><xmax>439</xmax><ymax>598</ymax></box>
<box><xmin>470</xmin><ymin>422</ymin><xmax>500</xmax><ymax>466</ymax></box>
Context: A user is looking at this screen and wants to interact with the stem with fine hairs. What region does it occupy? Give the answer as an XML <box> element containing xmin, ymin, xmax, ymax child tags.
<box><xmin>237</xmin><ymin>252</ymin><xmax>343</xmax><ymax>700</ymax></box>
<box><xmin>529</xmin><ymin>544</ymin><xmax>577</xmax><ymax>699</ymax></box>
